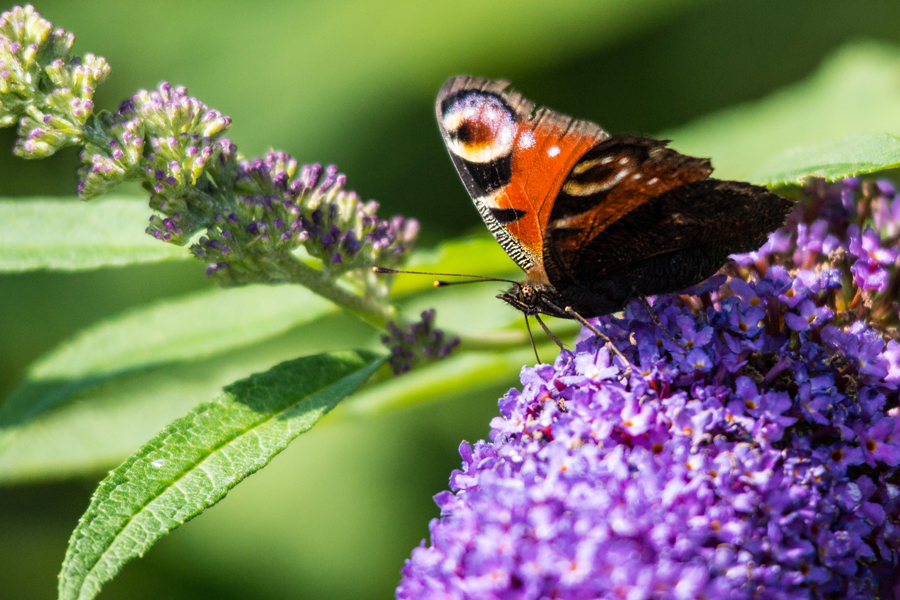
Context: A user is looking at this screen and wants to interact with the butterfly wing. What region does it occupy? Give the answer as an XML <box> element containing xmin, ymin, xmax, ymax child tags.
<box><xmin>436</xmin><ymin>76</ymin><xmax>608</xmax><ymax>278</ymax></box>
<box><xmin>543</xmin><ymin>135</ymin><xmax>793</xmax><ymax>298</ymax></box>
<box><xmin>541</xmin><ymin>135</ymin><xmax>712</xmax><ymax>283</ymax></box>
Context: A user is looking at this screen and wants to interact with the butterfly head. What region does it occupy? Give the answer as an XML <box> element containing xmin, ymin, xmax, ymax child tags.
<box><xmin>497</xmin><ymin>281</ymin><xmax>567</xmax><ymax>319</ymax></box>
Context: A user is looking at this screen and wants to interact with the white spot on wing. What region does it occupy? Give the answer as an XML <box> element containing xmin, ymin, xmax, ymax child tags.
<box><xmin>547</xmin><ymin>146</ymin><xmax>560</xmax><ymax>157</ymax></box>
<box><xmin>518</xmin><ymin>130</ymin><xmax>535</xmax><ymax>149</ymax></box>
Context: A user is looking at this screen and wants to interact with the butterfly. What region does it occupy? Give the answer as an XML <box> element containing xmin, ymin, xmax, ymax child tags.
<box><xmin>380</xmin><ymin>76</ymin><xmax>793</xmax><ymax>364</ymax></box>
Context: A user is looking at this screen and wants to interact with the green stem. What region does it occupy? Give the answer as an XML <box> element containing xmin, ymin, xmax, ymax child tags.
<box><xmin>277</xmin><ymin>256</ymin><xmax>396</xmax><ymax>330</ymax></box>
<box><xmin>456</xmin><ymin>321</ymin><xmax>580</xmax><ymax>350</ymax></box>
<box><xmin>456</xmin><ymin>331</ymin><xmax>529</xmax><ymax>349</ymax></box>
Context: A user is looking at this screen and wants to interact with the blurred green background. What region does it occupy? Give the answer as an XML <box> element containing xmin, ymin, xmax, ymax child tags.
<box><xmin>4</xmin><ymin>0</ymin><xmax>900</xmax><ymax>598</ymax></box>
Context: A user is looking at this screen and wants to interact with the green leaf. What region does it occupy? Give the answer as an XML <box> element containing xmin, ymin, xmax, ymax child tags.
<box><xmin>0</xmin><ymin>312</ymin><xmax>376</xmax><ymax>483</ymax></box>
<box><xmin>0</xmin><ymin>229</ymin><xmax>531</xmax><ymax>482</ymax></box>
<box><xmin>751</xmin><ymin>133</ymin><xmax>900</xmax><ymax>187</ymax></box>
<box><xmin>57</xmin><ymin>350</ymin><xmax>383</xmax><ymax>600</ymax></box>
<box><xmin>0</xmin><ymin>285</ymin><xmax>334</xmax><ymax>452</ymax></box>
<box><xmin>0</xmin><ymin>197</ymin><xmax>188</xmax><ymax>272</ymax></box>
<box><xmin>665</xmin><ymin>41</ymin><xmax>900</xmax><ymax>183</ymax></box>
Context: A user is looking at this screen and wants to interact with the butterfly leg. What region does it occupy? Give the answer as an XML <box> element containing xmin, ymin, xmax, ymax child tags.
<box><xmin>636</xmin><ymin>295</ymin><xmax>688</xmax><ymax>350</ymax></box>
<box><xmin>533</xmin><ymin>314</ymin><xmax>564</xmax><ymax>351</ymax></box>
<box><xmin>563</xmin><ymin>306</ymin><xmax>632</xmax><ymax>378</ymax></box>
<box><xmin>523</xmin><ymin>315</ymin><xmax>542</xmax><ymax>364</ymax></box>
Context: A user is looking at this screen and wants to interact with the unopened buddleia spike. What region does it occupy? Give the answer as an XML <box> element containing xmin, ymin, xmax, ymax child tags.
<box><xmin>380</xmin><ymin>310</ymin><xmax>460</xmax><ymax>374</ymax></box>
<box><xmin>182</xmin><ymin>149</ymin><xmax>417</xmax><ymax>288</ymax></box>
<box><xmin>0</xmin><ymin>6</ymin><xmax>108</xmax><ymax>157</ymax></box>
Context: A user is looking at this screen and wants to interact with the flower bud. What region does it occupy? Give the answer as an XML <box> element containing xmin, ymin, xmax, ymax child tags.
<box><xmin>381</xmin><ymin>310</ymin><xmax>460</xmax><ymax>374</ymax></box>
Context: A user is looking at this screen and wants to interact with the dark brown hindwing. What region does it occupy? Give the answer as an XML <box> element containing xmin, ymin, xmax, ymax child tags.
<box><xmin>557</xmin><ymin>178</ymin><xmax>794</xmax><ymax>286</ymax></box>
<box><xmin>543</xmin><ymin>135</ymin><xmax>713</xmax><ymax>285</ymax></box>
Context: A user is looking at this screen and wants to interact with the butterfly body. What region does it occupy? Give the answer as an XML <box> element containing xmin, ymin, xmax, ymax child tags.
<box><xmin>436</xmin><ymin>76</ymin><xmax>793</xmax><ymax>321</ymax></box>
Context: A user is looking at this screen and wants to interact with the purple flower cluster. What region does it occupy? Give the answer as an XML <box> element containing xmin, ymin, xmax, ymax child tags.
<box><xmin>398</xmin><ymin>178</ymin><xmax>900</xmax><ymax>600</ymax></box>
<box><xmin>382</xmin><ymin>310</ymin><xmax>461</xmax><ymax>375</ymax></box>
<box><xmin>66</xmin><ymin>85</ymin><xmax>421</xmax><ymax>288</ymax></box>
<box><xmin>191</xmin><ymin>151</ymin><xmax>418</xmax><ymax>285</ymax></box>
<box><xmin>80</xmin><ymin>82</ymin><xmax>232</xmax><ymax>209</ymax></box>
<box><xmin>0</xmin><ymin>5</ymin><xmax>109</xmax><ymax>158</ymax></box>
<box><xmin>732</xmin><ymin>178</ymin><xmax>900</xmax><ymax>332</ymax></box>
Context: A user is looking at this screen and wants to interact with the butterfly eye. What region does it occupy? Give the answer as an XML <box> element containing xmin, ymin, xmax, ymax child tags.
<box><xmin>520</xmin><ymin>285</ymin><xmax>538</xmax><ymax>306</ymax></box>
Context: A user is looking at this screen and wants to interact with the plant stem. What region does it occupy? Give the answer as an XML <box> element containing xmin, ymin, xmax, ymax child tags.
<box><xmin>456</xmin><ymin>321</ymin><xmax>580</xmax><ymax>352</ymax></box>
<box><xmin>277</xmin><ymin>256</ymin><xmax>396</xmax><ymax>330</ymax></box>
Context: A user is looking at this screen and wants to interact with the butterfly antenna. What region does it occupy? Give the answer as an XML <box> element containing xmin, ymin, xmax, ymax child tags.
<box><xmin>433</xmin><ymin>279</ymin><xmax>499</xmax><ymax>287</ymax></box>
<box><xmin>372</xmin><ymin>266</ymin><xmax>519</xmax><ymax>286</ymax></box>
<box><xmin>524</xmin><ymin>315</ymin><xmax>541</xmax><ymax>364</ymax></box>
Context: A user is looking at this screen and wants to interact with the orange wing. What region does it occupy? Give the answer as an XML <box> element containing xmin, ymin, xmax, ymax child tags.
<box><xmin>436</xmin><ymin>76</ymin><xmax>608</xmax><ymax>281</ymax></box>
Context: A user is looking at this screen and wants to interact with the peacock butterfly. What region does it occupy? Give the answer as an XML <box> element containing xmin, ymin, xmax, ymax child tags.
<box><xmin>377</xmin><ymin>76</ymin><xmax>793</xmax><ymax>365</ymax></box>
<box><xmin>433</xmin><ymin>76</ymin><xmax>792</xmax><ymax>325</ymax></box>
